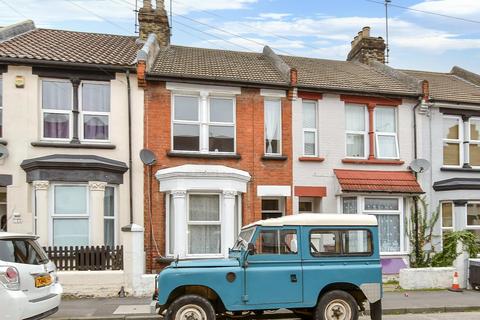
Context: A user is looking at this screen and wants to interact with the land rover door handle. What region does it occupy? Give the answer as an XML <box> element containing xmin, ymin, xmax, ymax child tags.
<box><xmin>290</xmin><ymin>274</ymin><xmax>297</xmax><ymax>283</ymax></box>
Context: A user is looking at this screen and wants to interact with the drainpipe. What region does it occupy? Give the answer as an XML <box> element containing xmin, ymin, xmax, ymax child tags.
<box><xmin>126</xmin><ymin>69</ymin><xmax>134</xmax><ymax>224</ymax></box>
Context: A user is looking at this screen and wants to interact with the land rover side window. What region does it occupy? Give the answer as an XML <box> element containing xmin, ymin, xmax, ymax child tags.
<box><xmin>310</xmin><ymin>231</ymin><xmax>340</xmax><ymax>255</ymax></box>
<box><xmin>255</xmin><ymin>229</ymin><xmax>297</xmax><ymax>254</ymax></box>
<box><xmin>342</xmin><ymin>230</ymin><xmax>372</xmax><ymax>254</ymax></box>
<box><xmin>310</xmin><ymin>230</ymin><xmax>373</xmax><ymax>256</ymax></box>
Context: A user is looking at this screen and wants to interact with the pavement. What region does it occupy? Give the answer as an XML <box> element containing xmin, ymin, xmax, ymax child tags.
<box><xmin>47</xmin><ymin>290</ymin><xmax>480</xmax><ymax>320</ymax></box>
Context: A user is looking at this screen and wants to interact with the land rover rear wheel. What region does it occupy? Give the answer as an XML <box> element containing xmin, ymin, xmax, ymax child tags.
<box><xmin>165</xmin><ymin>294</ymin><xmax>216</xmax><ymax>320</ymax></box>
<box><xmin>314</xmin><ymin>290</ymin><xmax>359</xmax><ymax>320</ymax></box>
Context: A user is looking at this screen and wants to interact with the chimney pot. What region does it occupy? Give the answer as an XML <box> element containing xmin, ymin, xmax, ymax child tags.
<box><xmin>143</xmin><ymin>0</ymin><xmax>152</xmax><ymax>9</ymax></box>
<box><xmin>362</xmin><ymin>26</ymin><xmax>371</xmax><ymax>37</ymax></box>
<box><xmin>139</xmin><ymin>0</ymin><xmax>170</xmax><ymax>46</ymax></box>
<box><xmin>156</xmin><ymin>0</ymin><xmax>165</xmax><ymax>11</ymax></box>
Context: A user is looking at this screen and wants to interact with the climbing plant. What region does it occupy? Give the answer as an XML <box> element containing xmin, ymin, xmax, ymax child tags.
<box><xmin>431</xmin><ymin>231</ymin><xmax>480</xmax><ymax>267</ymax></box>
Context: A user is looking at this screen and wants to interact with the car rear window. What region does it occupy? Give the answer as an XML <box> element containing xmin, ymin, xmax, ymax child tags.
<box><xmin>0</xmin><ymin>238</ymin><xmax>48</xmax><ymax>265</ymax></box>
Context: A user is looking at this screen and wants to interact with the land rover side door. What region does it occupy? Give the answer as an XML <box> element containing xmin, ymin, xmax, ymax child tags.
<box><xmin>244</xmin><ymin>226</ymin><xmax>303</xmax><ymax>305</ymax></box>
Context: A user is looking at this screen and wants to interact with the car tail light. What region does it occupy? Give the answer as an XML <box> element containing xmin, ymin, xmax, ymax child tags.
<box><xmin>0</xmin><ymin>266</ymin><xmax>20</xmax><ymax>290</ymax></box>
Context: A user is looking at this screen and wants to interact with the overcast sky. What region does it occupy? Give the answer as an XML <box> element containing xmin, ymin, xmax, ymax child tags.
<box><xmin>1</xmin><ymin>0</ymin><xmax>479</xmax><ymax>73</ymax></box>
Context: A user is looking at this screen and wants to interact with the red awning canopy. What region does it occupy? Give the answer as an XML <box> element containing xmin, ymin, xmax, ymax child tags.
<box><xmin>334</xmin><ymin>169</ymin><xmax>423</xmax><ymax>194</ymax></box>
<box><xmin>294</xmin><ymin>186</ymin><xmax>327</xmax><ymax>197</ymax></box>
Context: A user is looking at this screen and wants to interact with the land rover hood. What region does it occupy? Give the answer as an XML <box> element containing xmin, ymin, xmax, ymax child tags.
<box><xmin>172</xmin><ymin>258</ymin><xmax>239</xmax><ymax>268</ymax></box>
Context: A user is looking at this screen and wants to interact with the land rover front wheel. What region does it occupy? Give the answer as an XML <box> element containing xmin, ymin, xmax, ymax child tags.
<box><xmin>314</xmin><ymin>290</ymin><xmax>359</xmax><ymax>320</ymax></box>
<box><xmin>165</xmin><ymin>294</ymin><xmax>216</xmax><ymax>320</ymax></box>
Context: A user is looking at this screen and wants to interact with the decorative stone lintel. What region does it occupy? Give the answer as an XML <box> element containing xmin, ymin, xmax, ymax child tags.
<box><xmin>89</xmin><ymin>181</ymin><xmax>107</xmax><ymax>191</ymax></box>
<box><xmin>222</xmin><ymin>190</ymin><xmax>237</xmax><ymax>199</ymax></box>
<box><xmin>171</xmin><ymin>190</ymin><xmax>187</xmax><ymax>199</ymax></box>
<box><xmin>32</xmin><ymin>180</ymin><xmax>49</xmax><ymax>190</ymax></box>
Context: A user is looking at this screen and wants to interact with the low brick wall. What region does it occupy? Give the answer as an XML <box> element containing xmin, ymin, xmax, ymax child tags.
<box><xmin>399</xmin><ymin>267</ymin><xmax>455</xmax><ymax>290</ymax></box>
<box><xmin>58</xmin><ymin>270</ymin><xmax>125</xmax><ymax>297</ymax></box>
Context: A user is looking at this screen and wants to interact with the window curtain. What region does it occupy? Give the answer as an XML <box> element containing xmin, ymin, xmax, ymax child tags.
<box><xmin>84</xmin><ymin>115</ymin><xmax>108</xmax><ymax>140</ymax></box>
<box><xmin>82</xmin><ymin>83</ymin><xmax>110</xmax><ymax>112</ymax></box>
<box><xmin>376</xmin><ymin>214</ymin><xmax>400</xmax><ymax>252</ymax></box>
<box><xmin>375</xmin><ymin>108</ymin><xmax>395</xmax><ymax>132</ymax></box>
<box><xmin>265</xmin><ymin>100</ymin><xmax>280</xmax><ymax>154</ymax></box>
<box><xmin>42</xmin><ymin>81</ymin><xmax>72</xmax><ymax>110</ymax></box>
<box><xmin>188</xmin><ymin>195</ymin><xmax>221</xmax><ymax>254</ymax></box>
<box><xmin>345</xmin><ymin>105</ymin><xmax>365</xmax><ymax>131</ymax></box>
<box><xmin>44</xmin><ymin>113</ymin><xmax>69</xmax><ymax>139</ymax></box>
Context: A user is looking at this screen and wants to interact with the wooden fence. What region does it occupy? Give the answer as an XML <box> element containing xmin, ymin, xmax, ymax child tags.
<box><xmin>43</xmin><ymin>245</ymin><xmax>124</xmax><ymax>271</ymax></box>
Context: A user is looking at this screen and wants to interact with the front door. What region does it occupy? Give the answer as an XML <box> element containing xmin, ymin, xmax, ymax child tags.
<box><xmin>245</xmin><ymin>227</ymin><xmax>303</xmax><ymax>305</ymax></box>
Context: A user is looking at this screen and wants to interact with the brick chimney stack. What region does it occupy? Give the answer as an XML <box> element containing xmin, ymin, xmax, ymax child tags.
<box><xmin>347</xmin><ymin>27</ymin><xmax>386</xmax><ymax>64</ymax></box>
<box><xmin>138</xmin><ymin>0</ymin><xmax>170</xmax><ymax>47</ymax></box>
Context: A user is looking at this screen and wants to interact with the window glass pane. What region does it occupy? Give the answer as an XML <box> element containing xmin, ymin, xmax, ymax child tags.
<box><xmin>443</xmin><ymin>117</ymin><xmax>459</xmax><ymax>139</ymax></box>
<box><xmin>174</xmin><ymin>96</ymin><xmax>198</xmax><ymax>121</ymax></box>
<box><xmin>443</xmin><ymin>142</ymin><xmax>460</xmax><ymax>166</ymax></box>
<box><xmin>104</xmin><ymin>220</ymin><xmax>114</xmax><ymax>247</ymax></box>
<box><xmin>54</xmin><ymin>186</ymin><xmax>87</xmax><ymax>215</ymax></box>
<box><xmin>304</xmin><ymin>131</ymin><xmax>316</xmax><ymax>155</ymax></box>
<box><xmin>104</xmin><ymin>187</ymin><xmax>115</xmax><ymax>217</ymax></box>
<box><xmin>471</xmin><ymin>119</ymin><xmax>480</xmax><ymax>141</ymax></box>
<box><xmin>470</xmin><ymin>144</ymin><xmax>480</xmax><ymax>166</ymax></box>
<box><xmin>303</xmin><ymin>101</ymin><xmax>316</xmax><ymax>128</ymax></box>
<box><xmin>345</xmin><ymin>105</ymin><xmax>365</xmax><ymax>131</ymax></box>
<box><xmin>342</xmin><ymin>197</ymin><xmax>357</xmax><ymax>214</ymax></box>
<box><xmin>343</xmin><ymin>230</ymin><xmax>372</xmax><ymax>254</ymax></box>
<box><xmin>84</xmin><ymin>115</ymin><xmax>108</xmax><ymax>140</ymax></box>
<box><xmin>346</xmin><ymin>134</ymin><xmax>364</xmax><ymax>157</ymax></box>
<box><xmin>310</xmin><ymin>231</ymin><xmax>340</xmax><ymax>255</ymax></box>
<box><xmin>44</xmin><ymin>113</ymin><xmax>69</xmax><ymax>139</ymax></box>
<box><xmin>264</xmin><ymin>99</ymin><xmax>281</xmax><ymax>154</ymax></box>
<box><xmin>0</xmin><ymin>78</ymin><xmax>2</xmax><ymax>106</ymax></box>
<box><xmin>376</xmin><ymin>214</ymin><xmax>401</xmax><ymax>252</ymax></box>
<box><xmin>442</xmin><ymin>202</ymin><xmax>453</xmax><ymax>228</ymax></box>
<box><xmin>364</xmin><ymin>198</ymin><xmax>399</xmax><ymax>211</ymax></box>
<box><xmin>280</xmin><ymin>230</ymin><xmax>298</xmax><ymax>254</ymax></box>
<box><xmin>82</xmin><ymin>83</ymin><xmax>110</xmax><ymax>112</ymax></box>
<box><xmin>299</xmin><ymin>201</ymin><xmax>313</xmax><ymax>212</ymax></box>
<box><xmin>375</xmin><ymin>107</ymin><xmax>396</xmax><ymax>133</ymax></box>
<box><xmin>255</xmin><ymin>230</ymin><xmax>279</xmax><ymax>254</ymax></box>
<box><xmin>42</xmin><ymin>80</ymin><xmax>72</xmax><ymax>110</ymax></box>
<box><xmin>467</xmin><ymin>203</ymin><xmax>480</xmax><ymax>226</ymax></box>
<box><xmin>377</xmin><ymin>135</ymin><xmax>398</xmax><ymax>158</ymax></box>
<box><xmin>0</xmin><ymin>109</ymin><xmax>3</xmax><ymax>138</ymax></box>
<box><xmin>53</xmin><ymin>219</ymin><xmax>89</xmax><ymax>247</ymax></box>
<box><xmin>210</xmin><ymin>98</ymin><xmax>233</xmax><ymax>123</ymax></box>
<box><xmin>262</xmin><ymin>199</ymin><xmax>279</xmax><ymax>211</ymax></box>
<box><xmin>189</xmin><ymin>195</ymin><xmax>219</xmax><ymax>221</ymax></box>
<box><xmin>188</xmin><ymin>225</ymin><xmax>221</xmax><ymax>254</ymax></box>
<box><xmin>209</xmin><ymin>125</ymin><xmax>234</xmax><ymax>152</ymax></box>
<box><xmin>169</xmin><ymin>195</ymin><xmax>174</xmax><ymax>255</ymax></box>
<box><xmin>173</xmin><ymin>124</ymin><xmax>200</xmax><ymax>151</ymax></box>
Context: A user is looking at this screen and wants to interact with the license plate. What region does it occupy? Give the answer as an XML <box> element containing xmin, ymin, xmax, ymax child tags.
<box><xmin>35</xmin><ymin>274</ymin><xmax>52</xmax><ymax>288</ymax></box>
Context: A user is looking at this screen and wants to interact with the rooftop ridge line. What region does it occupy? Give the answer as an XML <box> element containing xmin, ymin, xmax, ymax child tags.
<box><xmin>0</xmin><ymin>20</ymin><xmax>35</xmax><ymax>42</ymax></box>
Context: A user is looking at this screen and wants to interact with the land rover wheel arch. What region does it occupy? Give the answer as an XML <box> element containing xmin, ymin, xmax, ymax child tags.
<box><xmin>165</xmin><ymin>294</ymin><xmax>216</xmax><ymax>320</ymax></box>
<box><xmin>314</xmin><ymin>290</ymin><xmax>359</xmax><ymax>320</ymax></box>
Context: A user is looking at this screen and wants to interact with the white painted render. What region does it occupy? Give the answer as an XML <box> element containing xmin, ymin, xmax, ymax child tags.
<box><xmin>0</xmin><ymin>65</ymin><xmax>145</xmax><ymax>248</ymax></box>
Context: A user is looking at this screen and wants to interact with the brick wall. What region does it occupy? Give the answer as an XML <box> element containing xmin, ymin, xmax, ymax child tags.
<box><xmin>144</xmin><ymin>82</ymin><xmax>292</xmax><ymax>272</ymax></box>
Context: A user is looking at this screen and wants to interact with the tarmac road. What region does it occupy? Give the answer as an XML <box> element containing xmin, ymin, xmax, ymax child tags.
<box><xmin>360</xmin><ymin>312</ymin><xmax>480</xmax><ymax>320</ymax></box>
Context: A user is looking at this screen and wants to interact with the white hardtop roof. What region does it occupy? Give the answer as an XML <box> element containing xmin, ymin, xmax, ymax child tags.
<box><xmin>0</xmin><ymin>232</ymin><xmax>38</xmax><ymax>240</ymax></box>
<box><xmin>244</xmin><ymin>213</ymin><xmax>378</xmax><ymax>228</ymax></box>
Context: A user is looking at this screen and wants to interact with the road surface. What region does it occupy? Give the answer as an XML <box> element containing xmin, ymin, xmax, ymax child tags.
<box><xmin>360</xmin><ymin>312</ymin><xmax>480</xmax><ymax>319</ymax></box>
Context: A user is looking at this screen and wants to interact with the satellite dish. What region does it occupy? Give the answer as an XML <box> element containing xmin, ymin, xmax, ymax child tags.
<box><xmin>409</xmin><ymin>159</ymin><xmax>431</xmax><ymax>173</ymax></box>
<box><xmin>139</xmin><ymin>149</ymin><xmax>157</xmax><ymax>166</ymax></box>
<box><xmin>0</xmin><ymin>145</ymin><xmax>9</xmax><ymax>160</ymax></box>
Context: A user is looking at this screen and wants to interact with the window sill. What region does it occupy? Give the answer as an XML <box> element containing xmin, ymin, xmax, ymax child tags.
<box><xmin>0</xmin><ymin>140</ymin><xmax>7</xmax><ymax>146</ymax></box>
<box><xmin>441</xmin><ymin>167</ymin><xmax>480</xmax><ymax>172</ymax></box>
<box><xmin>167</xmin><ymin>151</ymin><xmax>241</xmax><ymax>160</ymax></box>
<box><xmin>31</xmin><ymin>141</ymin><xmax>116</xmax><ymax>149</ymax></box>
<box><xmin>298</xmin><ymin>156</ymin><xmax>325</xmax><ymax>162</ymax></box>
<box><xmin>262</xmin><ymin>155</ymin><xmax>288</xmax><ymax>161</ymax></box>
<box><xmin>342</xmin><ymin>158</ymin><xmax>405</xmax><ymax>165</ymax></box>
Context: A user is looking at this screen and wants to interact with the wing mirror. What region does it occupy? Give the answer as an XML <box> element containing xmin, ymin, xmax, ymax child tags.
<box><xmin>247</xmin><ymin>243</ymin><xmax>255</xmax><ymax>255</ymax></box>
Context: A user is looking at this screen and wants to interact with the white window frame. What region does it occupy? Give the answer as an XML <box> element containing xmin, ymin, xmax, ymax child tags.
<box><xmin>302</xmin><ymin>100</ymin><xmax>318</xmax><ymax>157</ymax></box>
<box><xmin>466</xmin><ymin>201</ymin><xmax>480</xmax><ymax>229</ymax></box>
<box><xmin>264</xmin><ymin>98</ymin><xmax>282</xmax><ymax>156</ymax></box>
<box><xmin>340</xmin><ymin>195</ymin><xmax>405</xmax><ymax>255</ymax></box>
<box><xmin>49</xmin><ymin>183</ymin><xmax>90</xmax><ymax>247</ymax></box>
<box><xmin>442</xmin><ymin>115</ymin><xmax>463</xmax><ymax>167</ymax></box>
<box><xmin>469</xmin><ymin>117</ymin><xmax>480</xmax><ymax>167</ymax></box>
<box><xmin>374</xmin><ymin>106</ymin><xmax>399</xmax><ymax>159</ymax></box>
<box><xmin>0</xmin><ymin>76</ymin><xmax>3</xmax><ymax>138</ymax></box>
<box><xmin>440</xmin><ymin>201</ymin><xmax>455</xmax><ymax>232</ymax></box>
<box><xmin>186</xmin><ymin>193</ymin><xmax>223</xmax><ymax>258</ymax></box>
<box><xmin>103</xmin><ymin>185</ymin><xmax>117</xmax><ymax>247</ymax></box>
<box><xmin>171</xmin><ymin>93</ymin><xmax>236</xmax><ymax>154</ymax></box>
<box><xmin>345</xmin><ymin>104</ymin><xmax>368</xmax><ymax>159</ymax></box>
<box><xmin>40</xmin><ymin>78</ymin><xmax>73</xmax><ymax>142</ymax></box>
<box><xmin>79</xmin><ymin>80</ymin><xmax>111</xmax><ymax>143</ymax></box>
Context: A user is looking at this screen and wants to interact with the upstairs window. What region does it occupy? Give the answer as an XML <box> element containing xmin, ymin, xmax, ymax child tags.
<box><xmin>375</xmin><ymin>107</ymin><xmax>399</xmax><ymax>159</ymax></box>
<box><xmin>81</xmin><ymin>82</ymin><xmax>110</xmax><ymax>141</ymax></box>
<box><xmin>443</xmin><ymin>115</ymin><xmax>462</xmax><ymax>166</ymax></box>
<box><xmin>470</xmin><ymin>118</ymin><xmax>480</xmax><ymax>166</ymax></box>
<box><xmin>264</xmin><ymin>99</ymin><xmax>282</xmax><ymax>155</ymax></box>
<box><xmin>209</xmin><ymin>98</ymin><xmax>235</xmax><ymax>152</ymax></box>
<box><xmin>345</xmin><ymin>104</ymin><xmax>367</xmax><ymax>158</ymax></box>
<box><xmin>42</xmin><ymin>79</ymin><xmax>72</xmax><ymax>140</ymax></box>
<box><xmin>302</xmin><ymin>100</ymin><xmax>318</xmax><ymax>156</ymax></box>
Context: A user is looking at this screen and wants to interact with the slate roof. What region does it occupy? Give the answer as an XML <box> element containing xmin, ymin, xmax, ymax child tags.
<box><xmin>334</xmin><ymin>169</ymin><xmax>423</xmax><ymax>194</ymax></box>
<box><xmin>0</xmin><ymin>28</ymin><xmax>139</xmax><ymax>67</ymax></box>
<box><xmin>151</xmin><ymin>45</ymin><xmax>288</xmax><ymax>86</ymax></box>
<box><xmin>403</xmin><ymin>69</ymin><xmax>480</xmax><ymax>105</ymax></box>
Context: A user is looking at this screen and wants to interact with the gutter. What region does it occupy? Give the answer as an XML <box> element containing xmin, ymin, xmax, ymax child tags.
<box><xmin>126</xmin><ymin>69</ymin><xmax>134</xmax><ymax>225</ymax></box>
<box><xmin>0</xmin><ymin>57</ymin><xmax>136</xmax><ymax>72</ymax></box>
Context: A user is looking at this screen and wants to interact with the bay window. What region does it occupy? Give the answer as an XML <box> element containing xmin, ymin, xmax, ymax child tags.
<box><xmin>470</xmin><ymin>118</ymin><xmax>480</xmax><ymax>166</ymax></box>
<box><xmin>345</xmin><ymin>104</ymin><xmax>367</xmax><ymax>158</ymax></box>
<box><xmin>264</xmin><ymin>99</ymin><xmax>282</xmax><ymax>155</ymax></box>
<box><xmin>172</xmin><ymin>94</ymin><xmax>235</xmax><ymax>153</ymax></box>
<box><xmin>341</xmin><ymin>196</ymin><xmax>403</xmax><ymax>254</ymax></box>
<box><xmin>52</xmin><ymin>185</ymin><xmax>89</xmax><ymax>246</ymax></box>
<box><xmin>188</xmin><ymin>194</ymin><xmax>221</xmax><ymax>255</ymax></box>
<box><xmin>302</xmin><ymin>101</ymin><xmax>318</xmax><ymax>156</ymax></box>
<box><xmin>442</xmin><ymin>115</ymin><xmax>462</xmax><ymax>166</ymax></box>
<box><xmin>375</xmin><ymin>107</ymin><xmax>399</xmax><ymax>159</ymax></box>
<box><xmin>441</xmin><ymin>202</ymin><xmax>454</xmax><ymax>240</ymax></box>
<box><xmin>81</xmin><ymin>82</ymin><xmax>110</xmax><ymax>141</ymax></box>
<box><xmin>467</xmin><ymin>203</ymin><xmax>480</xmax><ymax>246</ymax></box>
<box><xmin>42</xmin><ymin>79</ymin><xmax>72</xmax><ymax>140</ymax></box>
<box><xmin>104</xmin><ymin>186</ymin><xmax>116</xmax><ymax>247</ymax></box>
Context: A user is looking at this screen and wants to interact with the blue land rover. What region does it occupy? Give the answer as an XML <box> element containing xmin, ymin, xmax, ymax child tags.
<box><xmin>155</xmin><ymin>214</ymin><xmax>382</xmax><ymax>320</ymax></box>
